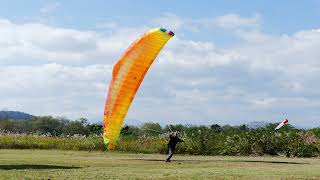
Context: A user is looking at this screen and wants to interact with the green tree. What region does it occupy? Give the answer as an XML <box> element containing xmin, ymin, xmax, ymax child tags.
<box><xmin>62</xmin><ymin>119</ymin><xmax>89</xmax><ymax>136</ymax></box>
<box><xmin>141</xmin><ymin>122</ymin><xmax>163</xmax><ymax>136</ymax></box>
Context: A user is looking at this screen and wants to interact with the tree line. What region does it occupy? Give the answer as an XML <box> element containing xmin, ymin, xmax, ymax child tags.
<box><xmin>0</xmin><ymin>116</ymin><xmax>102</xmax><ymax>136</ymax></box>
<box><xmin>0</xmin><ymin>116</ymin><xmax>319</xmax><ymax>157</ymax></box>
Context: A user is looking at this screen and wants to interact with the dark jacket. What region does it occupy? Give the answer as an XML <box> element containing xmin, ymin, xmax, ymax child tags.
<box><xmin>167</xmin><ymin>135</ymin><xmax>184</xmax><ymax>149</ymax></box>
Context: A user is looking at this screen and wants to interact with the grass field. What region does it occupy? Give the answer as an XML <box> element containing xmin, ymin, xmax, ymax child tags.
<box><xmin>0</xmin><ymin>150</ymin><xmax>319</xmax><ymax>179</ymax></box>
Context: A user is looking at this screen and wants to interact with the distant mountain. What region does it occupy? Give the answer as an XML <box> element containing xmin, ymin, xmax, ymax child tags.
<box><xmin>246</xmin><ymin>121</ymin><xmax>270</xmax><ymax>129</ymax></box>
<box><xmin>0</xmin><ymin>111</ymin><xmax>34</xmax><ymax>120</ymax></box>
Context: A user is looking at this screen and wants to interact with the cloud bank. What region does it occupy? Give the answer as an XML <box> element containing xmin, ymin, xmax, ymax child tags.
<box><xmin>0</xmin><ymin>14</ymin><xmax>319</xmax><ymax>127</ymax></box>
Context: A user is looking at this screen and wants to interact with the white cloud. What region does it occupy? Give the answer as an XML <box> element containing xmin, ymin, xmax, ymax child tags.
<box><xmin>95</xmin><ymin>21</ymin><xmax>118</xmax><ymax>29</ymax></box>
<box><xmin>0</xmin><ymin>64</ymin><xmax>111</xmax><ymax>119</ymax></box>
<box><xmin>131</xmin><ymin>23</ymin><xmax>320</xmax><ymax>126</ymax></box>
<box><xmin>0</xmin><ymin>14</ymin><xmax>319</xmax><ymax>127</ymax></box>
<box><xmin>212</xmin><ymin>13</ymin><xmax>261</xmax><ymax>30</ymax></box>
<box><xmin>152</xmin><ymin>13</ymin><xmax>261</xmax><ymax>33</ymax></box>
<box><xmin>0</xmin><ymin>19</ymin><xmax>149</xmax><ymax>65</ymax></box>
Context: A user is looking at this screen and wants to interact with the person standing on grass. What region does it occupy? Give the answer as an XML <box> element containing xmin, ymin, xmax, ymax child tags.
<box><xmin>165</xmin><ymin>132</ymin><xmax>184</xmax><ymax>162</ymax></box>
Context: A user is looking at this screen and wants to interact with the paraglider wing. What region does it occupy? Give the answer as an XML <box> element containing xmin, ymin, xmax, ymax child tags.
<box><xmin>275</xmin><ymin>118</ymin><xmax>289</xmax><ymax>130</ymax></box>
<box><xmin>103</xmin><ymin>28</ymin><xmax>174</xmax><ymax>150</ymax></box>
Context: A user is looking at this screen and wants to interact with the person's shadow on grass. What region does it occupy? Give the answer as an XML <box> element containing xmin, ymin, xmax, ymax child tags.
<box><xmin>0</xmin><ymin>165</ymin><xmax>81</xmax><ymax>170</ymax></box>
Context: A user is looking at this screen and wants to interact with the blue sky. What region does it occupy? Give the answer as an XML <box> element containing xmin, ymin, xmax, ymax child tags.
<box><xmin>1</xmin><ymin>0</ymin><xmax>320</xmax><ymax>48</ymax></box>
<box><xmin>0</xmin><ymin>1</ymin><xmax>319</xmax><ymax>128</ymax></box>
<box><xmin>1</xmin><ymin>1</ymin><xmax>319</xmax><ymax>31</ymax></box>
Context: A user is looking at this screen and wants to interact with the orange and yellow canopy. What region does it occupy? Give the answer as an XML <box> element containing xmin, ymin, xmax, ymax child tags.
<box><xmin>103</xmin><ymin>28</ymin><xmax>174</xmax><ymax>150</ymax></box>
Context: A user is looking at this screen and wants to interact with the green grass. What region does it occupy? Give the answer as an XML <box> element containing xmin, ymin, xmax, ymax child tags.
<box><xmin>0</xmin><ymin>150</ymin><xmax>319</xmax><ymax>179</ymax></box>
